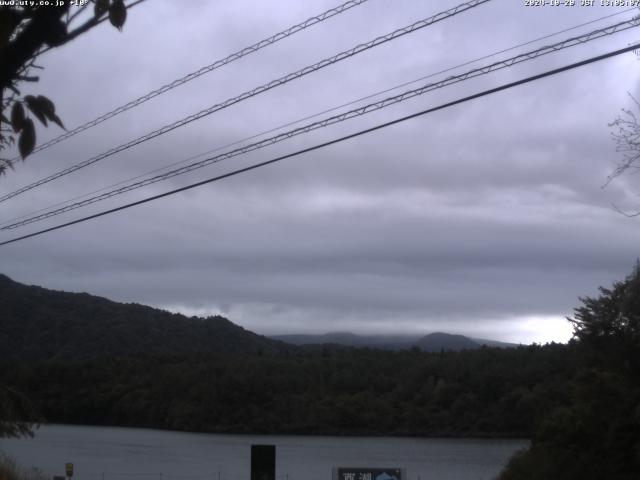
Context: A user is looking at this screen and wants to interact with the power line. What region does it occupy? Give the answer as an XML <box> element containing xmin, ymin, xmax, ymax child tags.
<box><xmin>0</xmin><ymin>0</ymin><xmax>491</xmax><ymax>204</ymax></box>
<box><xmin>1</xmin><ymin>43</ymin><xmax>636</xmax><ymax>248</ymax></box>
<box><xmin>5</xmin><ymin>16</ymin><xmax>638</xmax><ymax>230</ymax></box>
<box><xmin>5</xmin><ymin>16</ymin><xmax>635</xmax><ymax>228</ymax></box>
<box><xmin>9</xmin><ymin>0</ymin><xmax>372</xmax><ymax>161</ymax></box>
<box><xmin>3</xmin><ymin>7</ymin><xmax>632</xmax><ymax>229</ymax></box>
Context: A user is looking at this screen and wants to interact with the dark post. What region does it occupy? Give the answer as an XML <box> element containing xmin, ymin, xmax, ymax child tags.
<box><xmin>65</xmin><ymin>463</ymin><xmax>73</xmax><ymax>480</ymax></box>
<box><xmin>250</xmin><ymin>444</ymin><xmax>276</xmax><ymax>480</ymax></box>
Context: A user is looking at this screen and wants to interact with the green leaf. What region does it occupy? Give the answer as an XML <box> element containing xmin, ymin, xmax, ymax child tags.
<box><xmin>42</xmin><ymin>19</ymin><xmax>67</xmax><ymax>47</ymax></box>
<box><xmin>35</xmin><ymin>96</ymin><xmax>65</xmax><ymax>129</ymax></box>
<box><xmin>50</xmin><ymin>113</ymin><xmax>65</xmax><ymax>130</ymax></box>
<box><xmin>18</xmin><ymin>118</ymin><xmax>35</xmax><ymax>159</ymax></box>
<box><xmin>109</xmin><ymin>0</ymin><xmax>126</xmax><ymax>31</ymax></box>
<box><xmin>35</xmin><ymin>95</ymin><xmax>55</xmax><ymax>116</ymax></box>
<box><xmin>94</xmin><ymin>0</ymin><xmax>110</xmax><ymax>18</ymax></box>
<box><xmin>24</xmin><ymin>95</ymin><xmax>48</xmax><ymax>127</ymax></box>
<box><xmin>11</xmin><ymin>102</ymin><xmax>25</xmax><ymax>133</ymax></box>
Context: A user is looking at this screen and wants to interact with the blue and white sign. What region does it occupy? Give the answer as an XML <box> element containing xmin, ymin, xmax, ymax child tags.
<box><xmin>336</xmin><ymin>468</ymin><xmax>402</xmax><ymax>480</ymax></box>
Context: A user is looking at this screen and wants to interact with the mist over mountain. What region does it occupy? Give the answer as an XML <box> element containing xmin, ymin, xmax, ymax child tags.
<box><xmin>0</xmin><ymin>272</ymin><xmax>517</xmax><ymax>366</ymax></box>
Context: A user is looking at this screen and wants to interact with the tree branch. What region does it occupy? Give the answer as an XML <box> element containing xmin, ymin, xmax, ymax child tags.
<box><xmin>612</xmin><ymin>203</ymin><xmax>640</xmax><ymax>217</ymax></box>
<box><xmin>15</xmin><ymin>75</ymin><xmax>38</xmax><ymax>82</ymax></box>
<box><xmin>38</xmin><ymin>0</ymin><xmax>149</xmax><ymax>56</ymax></box>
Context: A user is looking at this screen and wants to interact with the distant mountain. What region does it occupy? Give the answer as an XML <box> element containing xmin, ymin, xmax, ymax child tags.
<box><xmin>0</xmin><ymin>274</ymin><xmax>286</xmax><ymax>362</ymax></box>
<box><xmin>414</xmin><ymin>332</ymin><xmax>480</xmax><ymax>351</ymax></box>
<box><xmin>271</xmin><ymin>331</ymin><xmax>517</xmax><ymax>351</ymax></box>
<box><xmin>272</xmin><ymin>332</ymin><xmax>416</xmax><ymax>349</ymax></box>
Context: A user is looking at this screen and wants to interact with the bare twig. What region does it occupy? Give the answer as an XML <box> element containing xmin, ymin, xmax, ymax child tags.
<box><xmin>606</xmin><ymin>93</ymin><xmax>640</xmax><ymax>185</ymax></box>
<box><xmin>612</xmin><ymin>203</ymin><xmax>640</xmax><ymax>217</ymax></box>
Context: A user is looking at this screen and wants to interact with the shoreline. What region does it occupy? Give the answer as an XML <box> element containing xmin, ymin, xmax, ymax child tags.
<box><xmin>15</xmin><ymin>422</ymin><xmax>531</xmax><ymax>442</ymax></box>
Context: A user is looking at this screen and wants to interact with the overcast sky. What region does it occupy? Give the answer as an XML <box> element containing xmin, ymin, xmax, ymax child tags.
<box><xmin>2</xmin><ymin>0</ymin><xmax>640</xmax><ymax>343</ymax></box>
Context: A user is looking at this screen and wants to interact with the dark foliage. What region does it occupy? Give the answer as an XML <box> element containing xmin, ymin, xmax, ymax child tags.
<box><xmin>0</xmin><ymin>344</ymin><xmax>574</xmax><ymax>438</ymax></box>
<box><xmin>0</xmin><ymin>1</ymin><xmax>137</xmax><ymax>173</ymax></box>
<box><xmin>0</xmin><ymin>384</ymin><xmax>42</xmax><ymax>438</ymax></box>
<box><xmin>499</xmin><ymin>263</ymin><xmax>640</xmax><ymax>480</ymax></box>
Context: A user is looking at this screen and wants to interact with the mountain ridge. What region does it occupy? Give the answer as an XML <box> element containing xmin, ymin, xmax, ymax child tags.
<box><xmin>1</xmin><ymin>273</ymin><xmax>516</xmax><ymax>361</ymax></box>
<box><xmin>0</xmin><ymin>273</ymin><xmax>286</xmax><ymax>361</ymax></box>
<box><xmin>271</xmin><ymin>331</ymin><xmax>518</xmax><ymax>351</ymax></box>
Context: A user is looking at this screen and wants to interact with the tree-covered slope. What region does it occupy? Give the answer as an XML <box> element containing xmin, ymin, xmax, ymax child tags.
<box><xmin>1</xmin><ymin>344</ymin><xmax>574</xmax><ymax>437</ymax></box>
<box><xmin>0</xmin><ymin>274</ymin><xmax>285</xmax><ymax>361</ymax></box>
<box><xmin>499</xmin><ymin>263</ymin><xmax>640</xmax><ymax>480</ymax></box>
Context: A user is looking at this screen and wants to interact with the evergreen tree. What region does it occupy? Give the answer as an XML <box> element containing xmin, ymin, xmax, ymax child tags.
<box><xmin>500</xmin><ymin>263</ymin><xmax>640</xmax><ymax>480</ymax></box>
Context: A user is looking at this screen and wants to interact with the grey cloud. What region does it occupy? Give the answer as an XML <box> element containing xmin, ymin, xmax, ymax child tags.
<box><xmin>2</xmin><ymin>0</ymin><xmax>639</xmax><ymax>344</ymax></box>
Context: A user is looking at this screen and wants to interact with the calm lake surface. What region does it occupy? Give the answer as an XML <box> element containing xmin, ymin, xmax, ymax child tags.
<box><xmin>0</xmin><ymin>425</ymin><xmax>527</xmax><ymax>480</ymax></box>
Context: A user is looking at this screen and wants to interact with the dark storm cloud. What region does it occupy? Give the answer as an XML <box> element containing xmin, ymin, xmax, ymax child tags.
<box><xmin>2</xmin><ymin>0</ymin><xmax>640</xmax><ymax>343</ymax></box>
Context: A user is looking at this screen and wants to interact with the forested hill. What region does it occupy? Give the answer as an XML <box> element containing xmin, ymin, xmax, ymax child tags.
<box><xmin>0</xmin><ymin>274</ymin><xmax>515</xmax><ymax>363</ymax></box>
<box><xmin>0</xmin><ymin>274</ymin><xmax>285</xmax><ymax>361</ymax></box>
<box><xmin>2</xmin><ymin>344</ymin><xmax>574</xmax><ymax>437</ymax></box>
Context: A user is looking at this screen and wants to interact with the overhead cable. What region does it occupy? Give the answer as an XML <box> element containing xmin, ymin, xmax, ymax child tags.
<box><xmin>0</xmin><ymin>0</ymin><xmax>491</xmax><ymax>204</ymax></box>
<box><xmin>3</xmin><ymin>6</ymin><xmax>632</xmax><ymax>229</ymax></box>
<box><xmin>4</xmin><ymin>16</ymin><xmax>638</xmax><ymax>230</ymax></box>
<box><xmin>1</xmin><ymin>42</ymin><xmax>637</xmax><ymax>247</ymax></box>
<box><xmin>9</xmin><ymin>0</ymin><xmax>372</xmax><ymax>161</ymax></box>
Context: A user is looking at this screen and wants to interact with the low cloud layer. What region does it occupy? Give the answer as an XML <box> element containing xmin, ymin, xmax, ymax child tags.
<box><xmin>2</xmin><ymin>0</ymin><xmax>639</xmax><ymax>343</ymax></box>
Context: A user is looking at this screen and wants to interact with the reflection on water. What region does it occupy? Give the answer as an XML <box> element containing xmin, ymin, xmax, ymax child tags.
<box><xmin>0</xmin><ymin>425</ymin><xmax>528</xmax><ymax>480</ymax></box>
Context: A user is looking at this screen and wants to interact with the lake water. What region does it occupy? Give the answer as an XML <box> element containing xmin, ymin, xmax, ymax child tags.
<box><xmin>0</xmin><ymin>425</ymin><xmax>527</xmax><ymax>480</ymax></box>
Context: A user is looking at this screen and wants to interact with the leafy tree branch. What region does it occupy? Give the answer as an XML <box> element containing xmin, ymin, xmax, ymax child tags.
<box><xmin>0</xmin><ymin>0</ymin><xmax>145</xmax><ymax>176</ymax></box>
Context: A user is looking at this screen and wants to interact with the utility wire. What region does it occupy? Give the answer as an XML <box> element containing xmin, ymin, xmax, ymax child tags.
<box><xmin>0</xmin><ymin>0</ymin><xmax>490</xmax><ymax>204</ymax></box>
<box><xmin>0</xmin><ymin>43</ymin><xmax>637</xmax><ymax>248</ymax></box>
<box><xmin>4</xmin><ymin>16</ymin><xmax>638</xmax><ymax>230</ymax></box>
<box><xmin>2</xmin><ymin>6</ymin><xmax>632</xmax><ymax>229</ymax></box>
<box><xmin>9</xmin><ymin>0</ymin><xmax>372</xmax><ymax>161</ymax></box>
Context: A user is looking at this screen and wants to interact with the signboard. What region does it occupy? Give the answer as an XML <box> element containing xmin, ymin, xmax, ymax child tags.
<box><xmin>336</xmin><ymin>468</ymin><xmax>402</xmax><ymax>480</ymax></box>
<box><xmin>65</xmin><ymin>464</ymin><xmax>73</xmax><ymax>478</ymax></box>
<box><xmin>251</xmin><ymin>445</ymin><xmax>275</xmax><ymax>480</ymax></box>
